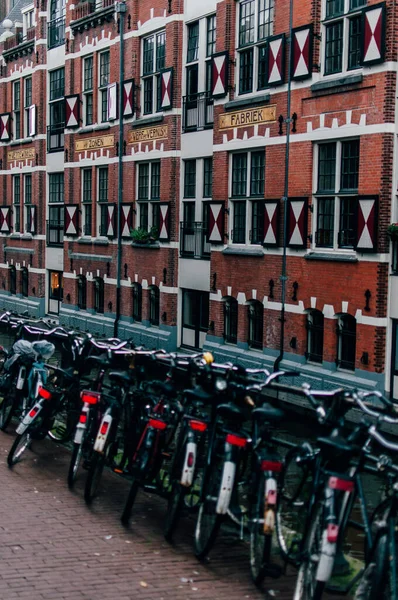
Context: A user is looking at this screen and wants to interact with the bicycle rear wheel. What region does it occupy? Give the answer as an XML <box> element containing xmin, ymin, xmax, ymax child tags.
<box><xmin>293</xmin><ymin>502</ymin><xmax>325</xmax><ymax>600</ymax></box>
<box><xmin>68</xmin><ymin>442</ymin><xmax>83</xmax><ymax>488</ymax></box>
<box><xmin>0</xmin><ymin>390</ymin><xmax>18</xmax><ymax>431</ymax></box>
<box><xmin>354</xmin><ymin>527</ymin><xmax>391</xmax><ymax>600</ymax></box>
<box><xmin>7</xmin><ymin>431</ymin><xmax>32</xmax><ymax>467</ymax></box>
<box><xmin>194</xmin><ymin>454</ymin><xmax>223</xmax><ymax>560</ymax></box>
<box><xmin>250</xmin><ymin>473</ymin><xmax>273</xmax><ymax>585</ymax></box>
<box><xmin>164</xmin><ymin>481</ymin><xmax>185</xmax><ymax>541</ymax></box>
<box><xmin>84</xmin><ymin>452</ymin><xmax>106</xmax><ymax>504</ymax></box>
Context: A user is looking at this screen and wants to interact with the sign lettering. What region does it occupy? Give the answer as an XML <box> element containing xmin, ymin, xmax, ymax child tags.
<box><xmin>7</xmin><ymin>148</ymin><xmax>35</xmax><ymax>161</ymax></box>
<box><xmin>128</xmin><ymin>125</ymin><xmax>168</xmax><ymax>143</ymax></box>
<box><xmin>75</xmin><ymin>134</ymin><xmax>115</xmax><ymax>151</ymax></box>
<box><xmin>219</xmin><ymin>105</ymin><xmax>276</xmax><ymax>130</ymax></box>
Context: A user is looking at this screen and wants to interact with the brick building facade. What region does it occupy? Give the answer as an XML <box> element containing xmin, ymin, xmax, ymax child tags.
<box><xmin>0</xmin><ymin>0</ymin><xmax>397</xmax><ymax>395</ymax></box>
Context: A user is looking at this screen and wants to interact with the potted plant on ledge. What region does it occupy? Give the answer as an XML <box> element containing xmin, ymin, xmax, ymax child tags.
<box><xmin>131</xmin><ymin>226</ymin><xmax>159</xmax><ymax>245</ymax></box>
<box><xmin>387</xmin><ymin>223</ymin><xmax>398</xmax><ymax>241</ymax></box>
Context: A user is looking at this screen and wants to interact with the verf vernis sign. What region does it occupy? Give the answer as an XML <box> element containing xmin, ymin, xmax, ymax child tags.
<box><xmin>128</xmin><ymin>125</ymin><xmax>169</xmax><ymax>143</ymax></box>
<box><xmin>219</xmin><ymin>105</ymin><xmax>276</xmax><ymax>130</ymax></box>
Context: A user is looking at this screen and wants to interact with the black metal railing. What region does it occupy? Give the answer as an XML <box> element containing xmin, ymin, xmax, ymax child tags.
<box><xmin>182</xmin><ymin>92</ymin><xmax>214</xmax><ymax>133</ymax></box>
<box><xmin>180</xmin><ymin>222</ymin><xmax>210</xmax><ymax>259</ymax></box>
<box><xmin>47</xmin><ymin>17</ymin><xmax>65</xmax><ymax>49</ymax></box>
<box><xmin>47</xmin><ymin>123</ymin><xmax>65</xmax><ymax>152</ymax></box>
<box><xmin>46</xmin><ymin>220</ymin><xmax>64</xmax><ymax>246</ymax></box>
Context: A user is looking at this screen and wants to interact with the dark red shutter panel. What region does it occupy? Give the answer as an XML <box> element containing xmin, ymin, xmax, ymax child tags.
<box><xmin>0</xmin><ymin>113</ymin><xmax>11</xmax><ymax>141</ymax></box>
<box><xmin>28</xmin><ymin>105</ymin><xmax>36</xmax><ymax>136</ymax></box>
<box><xmin>27</xmin><ymin>206</ymin><xmax>36</xmax><ymax>234</ymax></box>
<box><xmin>64</xmin><ymin>205</ymin><xmax>79</xmax><ymax>236</ymax></box>
<box><xmin>356</xmin><ymin>196</ymin><xmax>377</xmax><ymax>252</ymax></box>
<box><xmin>121</xmin><ymin>204</ymin><xmax>133</xmax><ymax>238</ymax></box>
<box><xmin>107</xmin><ymin>204</ymin><xmax>116</xmax><ymax>238</ymax></box>
<box><xmin>65</xmin><ymin>95</ymin><xmax>80</xmax><ymax>128</ymax></box>
<box><xmin>287</xmin><ymin>198</ymin><xmax>308</xmax><ymax>248</ymax></box>
<box><xmin>211</xmin><ymin>51</ymin><xmax>229</xmax><ymax>98</ymax></box>
<box><xmin>208</xmin><ymin>203</ymin><xmax>224</xmax><ymax>244</ymax></box>
<box><xmin>160</xmin><ymin>68</ymin><xmax>173</xmax><ymax>110</ymax></box>
<box><xmin>291</xmin><ymin>25</ymin><xmax>313</xmax><ymax>80</ymax></box>
<box><xmin>263</xmin><ymin>201</ymin><xmax>279</xmax><ymax>247</ymax></box>
<box><xmin>158</xmin><ymin>203</ymin><xmax>170</xmax><ymax>240</ymax></box>
<box><xmin>362</xmin><ymin>3</ymin><xmax>385</xmax><ymax>65</ymax></box>
<box><xmin>267</xmin><ymin>35</ymin><xmax>285</xmax><ymax>86</ymax></box>
<box><xmin>0</xmin><ymin>207</ymin><xmax>11</xmax><ymax>233</ymax></box>
<box><xmin>122</xmin><ymin>79</ymin><xmax>134</xmax><ymax>117</ymax></box>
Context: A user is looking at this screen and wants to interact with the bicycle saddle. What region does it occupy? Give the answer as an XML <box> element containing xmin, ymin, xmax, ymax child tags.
<box><xmin>217</xmin><ymin>402</ymin><xmax>245</xmax><ymax>421</ymax></box>
<box><xmin>148</xmin><ymin>380</ymin><xmax>176</xmax><ymax>398</ymax></box>
<box><xmin>252</xmin><ymin>403</ymin><xmax>284</xmax><ymax>423</ymax></box>
<box><xmin>317</xmin><ymin>432</ymin><xmax>353</xmax><ymax>455</ymax></box>
<box><xmin>87</xmin><ymin>355</ymin><xmax>110</xmax><ymax>368</ymax></box>
<box><xmin>184</xmin><ymin>386</ymin><xmax>212</xmax><ymax>404</ymax></box>
<box><xmin>108</xmin><ymin>371</ymin><xmax>132</xmax><ymax>385</ymax></box>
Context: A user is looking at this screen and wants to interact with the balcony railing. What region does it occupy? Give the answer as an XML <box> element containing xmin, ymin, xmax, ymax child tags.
<box><xmin>74</xmin><ymin>1</ymin><xmax>95</xmax><ymax>19</ymax></box>
<box><xmin>47</xmin><ymin>17</ymin><xmax>65</xmax><ymax>49</ymax></box>
<box><xmin>180</xmin><ymin>222</ymin><xmax>211</xmax><ymax>259</ymax></box>
<box><xmin>46</xmin><ymin>220</ymin><xmax>64</xmax><ymax>247</ymax></box>
<box><xmin>47</xmin><ymin>123</ymin><xmax>65</xmax><ymax>152</ymax></box>
<box><xmin>182</xmin><ymin>92</ymin><xmax>214</xmax><ymax>133</ymax></box>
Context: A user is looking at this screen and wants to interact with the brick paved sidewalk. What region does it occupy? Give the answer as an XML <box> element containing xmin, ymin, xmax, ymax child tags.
<box><xmin>0</xmin><ymin>430</ymin><xmax>337</xmax><ymax>600</ymax></box>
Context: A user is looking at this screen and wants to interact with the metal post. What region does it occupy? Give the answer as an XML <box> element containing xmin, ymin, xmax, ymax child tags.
<box><xmin>274</xmin><ymin>0</ymin><xmax>293</xmax><ymax>372</ymax></box>
<box><xmin>114</xmin><ymin>1</ymin><xmax>126</xmax><ymax>338</ymax></box>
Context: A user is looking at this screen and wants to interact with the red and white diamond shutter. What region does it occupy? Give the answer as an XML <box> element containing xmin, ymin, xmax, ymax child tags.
<box><xmin>107</xmin><ymin>83</ymin><xmax>118</xmax><ymax>120</ymax></box>
<box><xmin>107</xmin><ymin>204</ymin><xmax>116</xmax><ymax>238</ymax></box>
<box><xmin>64</xmin><ymin>205</ymin><xmax>79</xmax><ymax>236</ymax></box>
<box><xmin>291</xmin><ymin>25</ymin><xmax>313</xmax><ymax>81</ymax></box>
<box><xmin>263</xmin><ymin>201</ymin><xmax>279</xmax><ymax>247</ymax></box>
<box><xmin>160</xmin><ymin>69</ymin><xmax>173</xmax><ymax>110</ymax></box>
<box><xmin>28</xmin><ymin>105</ymin><xmax>36</xmax><ymax>136</ymax></box>
<box><xmin>27</xmin><ymin>206</ymin><xmax>36</xmax><ymax>234</ymax></box>
<box><xmin>356</xmin><ymin>196</ymin><xmax>377</xmax><ymax>252</ymax></box>
<box><xmin>122</xmin><ymin>79</ymin><xmax>134</xmax><ymax>117</ymax></box>
<box><xmin>121</xmin><ymin>204</ymin><xmax>133</xmax><ymax>238</ymax></box>
<box><xmin>362</xmin><ymin>3</ymin><xmax>385</xmax><ymax>66</ymax></box>
<box><xmin>0</xmin><ymin>207</ymin><xmax>11</xmax><ymax>233</ymax></box>
<box><xmin>158</xmin><ymin>203</ymin><xmax>170</xmax><ymax>241</ymax></box>
<box><xmin>0</xmin><ymin>113</ymin><xmax>11</xmax><ymax>141</ymax></box>
<box><xmin>211</xmin><ymin>52</ymin><xmax>229</xmax><ymax>98</ymax></box>
<box><xmin>65</xmin><ymin>95</ymin><xmax>80</xmax><ymax>128</ymax></box>
<box><xmin>267</xmin><ymin>35</ymin><xmax>285</xmax><ymax>86</ymax></box>
<box><xmin>287</xmin><ymin>198</ymin><xmax>308</xmax><ymax>248</ymax></box>
<box><xmin>208</xmin><ymin>203</ymin><xmax>224</xmax><ymax>244</ymax></box>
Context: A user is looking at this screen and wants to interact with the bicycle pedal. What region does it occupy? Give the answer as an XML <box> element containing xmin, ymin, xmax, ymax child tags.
<box><xmin>161</xmin><ymin>452</ymin><xmax>171</xmax><ymax>459</ymax></box>
<box><xmin>113</xmin><ymin>467</ymin><xmax>130</xmax><ymax>477</ymax></box>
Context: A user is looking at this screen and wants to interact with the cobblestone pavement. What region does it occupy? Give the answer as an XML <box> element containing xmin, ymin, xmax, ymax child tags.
<box><xmin>0</xmin><ymin>429</ymin><xmax>339</xmax><ymax>600</ymax></box>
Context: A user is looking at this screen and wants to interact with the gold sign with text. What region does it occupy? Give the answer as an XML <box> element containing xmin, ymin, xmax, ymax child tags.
<box><xmin>128</xmin><ymin>125</ymin><xmax>168</xmax><ymax>144</ymax></box>
<box><xmin>7</xmin><ymin>148</ymin><xmax>35</xmax><ymax>161</ymax></box>
<box><xmin>75</xmin><ymin>134</ymin><xmax>115</xmax><ymax>152</ymax></box>
<box><xmin>219</xmin><ymin>105</ymin><xmax>276</xmax><ymax>130</ymax></box>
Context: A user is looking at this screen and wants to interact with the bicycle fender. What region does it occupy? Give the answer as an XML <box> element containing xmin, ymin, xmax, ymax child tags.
<box><xmin>16</xmin><ymin>399</ymin><xmax>44</xmax><ymax>435</ymax></box>
<box><xmin>180</xmin><ymin>441</ymin><xmax>197</xmax><ymax>487</ymax></box>
<box><xmin>16</xmin><ymin>365</ymin><xmax>26</xmax><ymax>390</ymax></box>
<box><xmin>216</xmin><ymin>460</ymin><xmax>236</xmax><ymax>515</ymax></box>
<box><xmin>73</xmin><ymin>403</ymin><xmax>90</xmax><ymax>445</ymax></box>
<box><xmin>93</xmin><ymin>411</ymin><xmax>113</xmax><ymax>453</ymax></box>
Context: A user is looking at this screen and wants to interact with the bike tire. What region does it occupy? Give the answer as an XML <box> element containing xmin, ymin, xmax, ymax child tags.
<box><xmin>48</xmin><ymin>399</ymin><xmax>79</xmax><ymax>443</ymax></box>
<box><xmin>250</xmin><ymin>473</ymin><xmax>273</xmax><ymax>586</ymax></box>
<box><xmin>67</xmin><ymin>442</ymin><xmax>83</xmax><ymax>488</ymax></box>
<box><xmin>121</xmin><ymin>478</ymin><xmax>140</xmax><ymax>525</ymax></box>
<box><xmin>164</xmin><ymin>481</ymin><xmax>185</xmax><ymax>542</ymax></box>
<box><xmin>293</xmin><ymin>502</ymin><xmax>326</xmax><ymax>600</ymax></box>
<box><xmin>84</xmin><ymin>452</ymin><xmax>106</xmax><ymax>504</ymax></box>
<box><xmin>354</xmin><ymin>532</ymin><xmax>390</xmax><ymax>600</ymax></box>
<box><xmin>194</xmin><ymin>453</ymin><xmax>224</xmax><ymax>560</ymax></box>
<box><xmin>276</xmin><ymin>445</ymin><xmax>314</xmax><ymax>565</ymax></box>
<box><xmin>7</xmin><ymin>431</ymin><xmax>32</xmax><ymax>467</ymax></box>
<box><xmin>0</xmin><ymin>391</ymin><xmax>17</xmax><ymax>431</ymax></box>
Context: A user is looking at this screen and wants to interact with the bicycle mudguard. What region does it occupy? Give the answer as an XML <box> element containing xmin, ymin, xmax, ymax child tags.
<box><xmin>74</xmin><ymin>403</ymin><xmax>90</xmax><ymax>445</ymax></box>
<box><xmin>180</xmin><ymin>441</ymin><xmax>197</xmax><ymax>487</ymax></box>
<box><xmin>16</xmin><ymin>365</ymin><xmax>27</xmax><ymax>390</ymax></box>
<box><xmin>216</xmin><ymin>460</ymin><xmax>236</xmax><ymax>515</ymax></box>
<box><xmin>93</xmin><ymin>410</ymin><xmax>113</xmax><ymax>453</ymax></box>
<box><xmin>16</xmin><ymin>399</ymin><xmax>45</xmax><ymax>435</ymax></box>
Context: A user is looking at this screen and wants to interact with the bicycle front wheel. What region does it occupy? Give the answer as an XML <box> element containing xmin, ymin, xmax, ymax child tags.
<box><xmin>67</xmin><ymin>442</ymin><xmax>84</xmax><ymax>488</ymax></box>
<box><xmin>84</xmin><ymin>452</ymin><xmax>106</xmax><ymax>504</ymax></box>
<box><xmin>354</xmin><ymin>532</ymin><xmax>390</xmax><ymax>600</ymax></box>
<box><xmin>194</xmin><ymin>454</ymin><xmax>223</xmax><ymax>560</ymax></box>
<box><xmin>7</xmin><ymin>431</ymin><xmax>32</xmax><ymax>467</ymax></box>
<box><xmin>250</xmin><ymin>473</ymin><xmax>273</xmax><ymax>585</ymax></box>
<box><xmin>164</xmin><ymin>481</ymin><xmax>185</xmax><ymax>541</ymax></box>
<box><xmin>0</xmin><ymin>390</ymin><xmax>18</xmax><ymax>431</ymax></box>
<box><xmin>293</xmin><ymin>502</ymin><xmax>325</xmax><ymax>600</ymax></box>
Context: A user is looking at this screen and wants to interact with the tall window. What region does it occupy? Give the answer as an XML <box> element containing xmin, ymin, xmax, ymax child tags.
<box><xmin>306</xmin><ymin>310</ymin><xmax>324</xmax><ymax>363</ymax></box>
<box><xmin>9</xmin><ymin>266</ymin><xmax>16</xmax><ymax>295</ymax></box>
<box><xmin>13</xmin><ymin>175</ymin><xmax>21</xmax><ymax>233</ymax></box>
<box><xmin>48</xmin><ymin>173</ymin><xmax>64</xmax><ymax>246</ymax></box>
<box><xmin>49</xmin><ymin>68</ymin><xmax>65</xmax><ymax>150</ymax></box>
<box><xmin>248</xmin><ymin>300</ymin><xmax>263</xmax><ymax>349</ymax></box>
<box><xmin>83</xmin><ymin>56</ymin><xmax>94</xmax><ymax>126</ymax></box>
<box><xmin>184</xmin><ymin>160</ymin><xmax>196</xmax><ymax>198</ymax></box>
<box><xmin>142</xmin><ymin>31</ymin><xmax>166</xmax><ymax>115</ymax></box>
<box><xmin>149</xmin><ymin>285</ymin><xmax>160</xmax><ymax>326</ymax></box>
<box><xmin>324</xmin><ymin>0</ymin><xmax>366</xmax><ymax>75</ymax></box>
<box><xmin>24</xmin><ymin>174</ymin><xmax>32</xmax><ymax>233</ymax></box>
<box><xmin>336</xmin><ymin>313</ymin><xmax>356</xmax><ymax>370</ymax></box>
<box><xmin>13</xmin><ymin>81</ymin><xmax>21</xmax><ymax>140</ymax></box>
<box><xmin>238</xmin><ymin>0</ymin><xmax>274</xmax><ymax>94</ymax></box>
<box><xmin>93</xmin><ymin>277</ymin><xmax>104</xmax><ymax>313</ymax></box>
<box><xmin>132</xmin><ymin>282</ymin><xmax>142</xmax><ymax>322</ymax></box>
<box><xmin>77</xmin><ymin>275</ymin><xmax>87</xmax><ymax>310</ymax></box>
<box><xmin>206</xmin><ymin>15</ymin><xmax>217</xmax><ymax>92</ymax></box>
<box><xmin>99</xmin><ymin>51</ymin><xmax>110</xmax><ymax>122</ymax></box>
<box><xmin>315</xmin><ymin>139</ymin><xmax>360</xmax><ymax>250</ymax></box>
<box><xmin>21</xmin><ymin>267</ymin><xmax>28</xmax><ymax>298</ymax></box>
<box><xmin>137</xmin><ymin>162</ymin><xmax>160</xmax><ymax>233</ymax></box>
<box><xmin>24</xmin><ymin>77</ymin><xmax>32</xmax><ymax>137</ymax></box>
<box><xmin>82</xmin><ymin>169</ymin><xmax>92</xmax><ymax>236</ymax></box>
<box><xmin>230</xmin><ymin>150</ymin><xmax>265</xmax><ymax>244</ymax></box>
<box><xmin>203</xmin><ymin>158</ymin><xmax>213</xmax><ymax>198</ymax></box>
<box><xmin>98</xmin><ymin>167</ymin><xmax>109</xmax><ymax>236</ymax></box>
<box><xmin>224</xmin><ymin>297</ymin><xmax>238</xmax><ymax>344</ymax></box>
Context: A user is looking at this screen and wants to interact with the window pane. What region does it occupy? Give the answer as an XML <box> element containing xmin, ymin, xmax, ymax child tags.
<box><xmin>143</xmin><ymin>36</ymin><xmax>154</xmax><ymax>75</ymax></box>
<box><xmin>84</xmin><ymin>56</ymin><xmax>93</xmax><ymax>91</ymax></box>
<box><xmin>258</xmin><ymin>45</ymin><xmax>268</xmax><ymax>89</ymax></box>
<box><xmin>207</xmin><ymin>15</ymin><xmax>217</xmax><ymax>57</ymax></box>
<box><xmin>49</xmin><ymin>173</ymin><xmax>64</xmax><ymax>203</ymax></box>
<box><xmin>326</xmin><ymin>0</ymin><xmax>344</xmax><ymax>19</ymax></box>
<box><xmin>139</xmin><ymin>203</ymin><xmax>148</xmax><ymax>230</ymax></box>
<box><xmin>316</xmin><ymin>197</ymin><xmax>335</xmax><ymax>247</ymax></box>
<box><xmin>232</xmin><ymin>153</ymin><xmax>247</xmax><ymax>197</ymax></box>
<box><xmin>151</xmin><ymin>162</ymin><xmax>160</xmax><ymax>200</ymax></box>
<box><xmin>339</xmin><ymin>315</ymin><xmax>356</xmax><ymax>370</ymax></box>
<box><xmin>25</xmin><ymin>78</ymin><xmax>32</xmax><ymax>107</ymax></box>
<box><xmin>14</xmin><ymin>81</ymin><xmax>20</xmax><ymax>110</ymax></box>
<box><xmin>203</xmin><ymin>158</ymin><xmax>213</xmax><ymax>198</ymax></box>
<box><xmin>49</xmin><ymin>68</ymin><xmax>64</xmax><ymax>100</ymax></box>
<box><xmin>84</xmin><ymin>204</ymin><xmax>92</xmax><ymax>235</ymax></box>
<box><xmin>250</xmin><ymin>151</ymin><xmax>265</xmax><ymax>196</ymax></box>
<box><xmin>149</xmin><ymin>287</ymin><xmax>160</xmax><ymax>325</ymax></box>
<box><xmin>233</xmin><ymin>201</ymin><xmax>246</xmax><ymax>243</ymax></box>
<box><xmin>248</xmin><ymin>301</ymin><xmax>263</xmax><ymax>349</ymax></box>
<box><xmin>143</xmin><ymin>77</ymin><xmax>153</xmax><ymax>115</ymax></box>
<box><xmin>24</xmin><ymin>175</ymin><xmax>32</xmax><ymax>204</ymax></box>
<box><xmin>339</xmin><ymin>197</ymin><xmax>356</xmax><ymax>248</ymax></box>
<box><xmin>258</xmin><ymin>0</ymin><xmax>274</xmax><ymax>40</ymax></box>
<box><xmin>318</xmin><ymin>143</ymin><xmax>336</xmax><ymax>192</ymax></box>
<box><xmin>187</xmin><ymin>22</ymin><xmax>199</xmax><ymax>62</ymax></box>
<box><xmin>99</xmin><ymin>52</ymin><xmax>110</xmax><ymax>86</ymax></box>
<box><xmin>349</xmin><ymin>0</ymin><xmax>366</xmax><ymax>9</ymax></box>
<box><xmin>183</xmin><ymin>202</ymin><xmax>195</xmax><ymax>226</ymax></box>
<box><xmin>239</xmin><ymin>0</ymin><xmax>255</xmax><ymax>46</ymax></box>
<box><xmin>98</xmin><ymin>167</ymin><xmax>108</xmax><ymax>203</ymax></box>
<box><xmin>348</xmin><ymin>16</ymin><xmax>362</xmax><ymax>70</ymax></box>
<box><xmin>82</xmin><ymin>169</ymin><xmax>92</xmax><ymax>203</ymax></box>
<box><xmin>132</xmin><ymin>283</ymin><xmax>142</xmax><ymax>321</ymax></box>
<box><xmin>325</xmin><ymin>21</ymin><xmax>343</xmax><ymax>75</ymax></box>
<box><xmin>239</xmin><ymin>48</ymin><xmax>254</xmax><ymax>94</ymax></box>
<box><xmin>156</xmin><ymin>31</ymin><xmax>166</xmax><ymax>71</ymax></box>
<box><xmin>224</xmin><ymin>298</ymin><xmax>238</xmax><ymax>343</ymax></box>
<box><xmin>307</xmin><ymin>310</ymin><xmax>324</xmax><ymax>362</ymax></box>
<box><xmin>184</xmin><ymin>160</ymin><xmax>196</xmax><ymax>198</ymax></box>
<box><xmin>341</xmin><ymin>139</ymin><xmax>359</xmax><ymax>190</ymax></box>
<box><xmin>251</xmin><ymin>201</ymin><xmax>265</xmax><ymax>244</ymax></box>
<box><xmin>138</xmin><ymin>164</ymin><xmax>149</xmax><ymax>199</ymax></box>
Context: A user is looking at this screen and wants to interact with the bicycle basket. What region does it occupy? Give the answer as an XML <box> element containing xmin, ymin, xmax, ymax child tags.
<box><xmin>32</xmin><ymin>341</ymin><xmax>56</xmax><ymax>360</ymax></box>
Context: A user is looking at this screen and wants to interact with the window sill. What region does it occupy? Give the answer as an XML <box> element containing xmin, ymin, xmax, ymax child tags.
<box><xmin>305</xmin><ymin>251</ymin><xmax>358</xmax><ymax>263</ymax></box>
<box><xmin>222</xmin><ymin>246</ymin><xmax>264</xmax><ymax>257</ymax></box>
<box><xmin>77</xmin><ymin>236</ymin><xmax>93</xmax><ymax>245</ymax></box>
<box><xmin>131</xmin><ymin>241</ymin><xmax>160</xmax><ymax>249</ymax></box>
<box><xmin>21</xmin><ymin>233</ymin><xmax>33</xmax><ymax>240</ymax></box>
<box><xmin>10</xmin><ymin>137</ymin><xmax>33</xmax><ymax>146</ymax></box>
<box><xmin>9</xmin><ymin>233</ymin><xmax>22</xmax><ymax>239</ymax></box>
<box><xmin>311</xmin><ymin>73</ymin><xmax>363</xmax><ymax>93</ymax></box>
<box><xmin>225</xmin><ymin>93</ymin><xmax>271</xmax><ymax>111</ymax></box>
<box><xmin>132</xmin><ymin>114</ymin><xmax>164</xmax><ymax>128</ymax></box>
<box><xmin>93</xmin><ymin>237</ymin><xmax>109</xmax><ymax>246</ymax></box>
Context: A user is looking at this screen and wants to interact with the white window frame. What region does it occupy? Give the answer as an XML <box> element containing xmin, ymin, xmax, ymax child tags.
<box><xmin>136</xmin><ymin>161</ymin><xmax>161</xmax><ymax>233</ymax></box>
<box><xmin>83</xmin><ymin>55</ymin><xmax>94</xmax><ymax>126</ymax></box>
<box><xmin>23</xmin><ymin>173</ymin><xmax>32</xmax><ymax>233</ymax></box>
<box><xmin>141</xmin><ymin>29</ymin><xmax>166</xmax><ymax>117</ymax></box>
<box><xmin>22</xmin><ymin>6</ymin><xmax>35</xmax><ymax>36</ymax></box>
<box><xmin>23</xmin><ymin>77</ymin><xmax>32</xmax><ymax>138</ymax></box>
<box><xmin>81</xmin><ymin>168</ymin><xmax>92</xmax><ymax>237</ymax></box>
<box><xmin>98</xmin><ymin>50</ymin><xmax>110</xmax><ymax>123</ymax></box>
<box><xmin>13</xmin><ymin>175</ymin><xmax>21</xmax><ymax>233</ymax></box>
<box><xmin>13</xmin><ymin>80</ymin><xmax>21</xmax><ymax>140</ymax></box>
<box><xmin>97</xmin><ymin>166</ymin><xmax>109</xmax><ymax>237</ymax></box>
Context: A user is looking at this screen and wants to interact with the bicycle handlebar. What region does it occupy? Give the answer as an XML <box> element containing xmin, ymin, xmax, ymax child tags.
<box><xmin>368</xmin><ymin>425</ymin><xmax>398</xmax><ymax>453</ymax></box>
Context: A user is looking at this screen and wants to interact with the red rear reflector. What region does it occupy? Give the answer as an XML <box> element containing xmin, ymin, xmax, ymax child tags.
<box><xmin>189</xmin><ymin>420</ymin><xmax>207</xmax><ymax>432</ymax></box>
<box><xmin>327</xmin><ymin>523</ymin><xmax>339</xmax><ymax>543</ymax></box>
<box><xmin>100</xmin><ymin>422</ymin><xmax>109</xmax><ymax>436</ymax></box>
<box><xmin>267</xmin><ymin>490</ymin><xmax>277</xmax><ymax>505</ymax></box>
<box><xmin>149</xmin><ymin>418</ymin><xmax>167</xmax><ymax>431</ymax></box>
<box><xmin>328</xmin><ymin>477</ymin><xmax>354</xmax><ymax>492</ymax></box>
<box><xmin>187</xmin><ymin>452</ymin><xmax>195</xmax><ymax>468</ymax></box>
<box><xmin>226</xmin><ymin>433</ymin><xmax>247</xmax><ymax>448</ymax></box>
<box><xmin>29</xmin><ymin>408</ymin><xmax>38</xmax><ymax>418</ymax></box>
<box><xmin>38</xmin><ymin>387</ymin><xmax>51</xmax><ymax>400</ymax></box>
<box><xmin>79</xmin><ymin>414</ymin><xmax>87</xmax><ymax>424</ymax></box>
<box><xmin>261</xmin><ymin>460</ymin><xmax>283</xmax><ymax>473</ymax></box>
<box><xmin>81</xmin><ymin>391</ymin><xmax>100</xmax><ymax>405</ymax></box>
